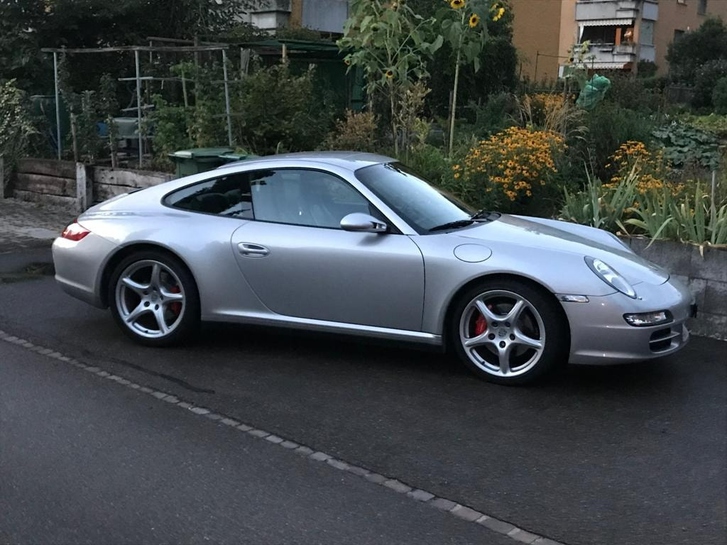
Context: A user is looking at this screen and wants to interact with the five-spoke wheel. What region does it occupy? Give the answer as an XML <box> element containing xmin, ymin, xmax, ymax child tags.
<box><xmin>451</xmin><ymin>279</ymin><xmax>567</xmax><ymax>385</ymax></box>
<box><xmin>109</xmin><ymin>251</ymin><xmax>199</xmax><ymax>346</ymax></box>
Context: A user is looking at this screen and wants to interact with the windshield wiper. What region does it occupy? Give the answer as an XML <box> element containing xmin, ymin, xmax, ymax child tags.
<box><xmin>428</xmin><ymin>219</ymin><xmax>475</xmax><ymax>232</ymax></box>
<box><xmin>470</xmin><ymin>209</ymin><xmax>497</xmax><ymax>221</ymax></box>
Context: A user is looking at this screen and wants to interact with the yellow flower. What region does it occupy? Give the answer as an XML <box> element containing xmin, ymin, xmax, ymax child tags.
<box><xmin>384</xmin><ymin>69</ymin><xmax>395</xmax><ymax>79</ymax></box>
<box><xmin>493</xmin><ymin>6</ymin><xmax>505</xmax><ymax>21</ymax></box>
<box><xmin>468</xmin><ymin>14</ymin><xmax>480</xmax><ymax>28</ymax></box>
<box><xmin>450</xmin><ymin>0</ymin><xmax>465</xmax><ymax>9</ymax></box>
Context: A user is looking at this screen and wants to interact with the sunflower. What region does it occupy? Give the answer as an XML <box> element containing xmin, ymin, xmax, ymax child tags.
<box><xmin>468</xmin><ymin>13</ymin><xmax>480</xmax><ymax>28</ymax></box>
<box><xmin>450</xmin><ymin>0</ymin><xmax>465</xmax><ymax>10</ymax></box>
<box><xmin>385</xmin><ymin>69</ymin><xmax>395</xmax><ymax>79</ymax></box>
<box><xmin>493</xmin><ymin>6</ymin><xmax>505</xmax><ymax>21</ymax></box>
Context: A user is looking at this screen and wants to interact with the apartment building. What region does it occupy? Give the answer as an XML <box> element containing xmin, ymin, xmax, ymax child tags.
<box><xmin>244</xmin><ymin>0</ymin><xmax>349</xmax><ymax>34</ymax></box>
<box><xmin>510</xmin><ymin>0</ymin><xmax>727</xmax><ymax>80</ymax></box>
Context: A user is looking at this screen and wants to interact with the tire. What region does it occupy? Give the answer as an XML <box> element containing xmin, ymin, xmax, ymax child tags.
<box><xmin>449</xmin><ymin>278</ymin><xmax>568</xmax><ymax>385</ymax></box>
<box><xmin>108</xmin><ymin>250</ymin><xmax>200</xmax><ymax>347</ymax></box>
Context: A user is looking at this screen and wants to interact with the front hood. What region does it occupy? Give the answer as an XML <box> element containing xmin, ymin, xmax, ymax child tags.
<box><xmin>457</xmin><ymin>214</ymin><xmax>669</xmax><ymax>286</ymax></box>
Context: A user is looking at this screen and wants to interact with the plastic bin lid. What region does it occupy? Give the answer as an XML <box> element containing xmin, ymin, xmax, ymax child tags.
<box><xmin>171</xmin><ymin>147</ymin><xmax>234</xmax><ymax>159</ymax></box>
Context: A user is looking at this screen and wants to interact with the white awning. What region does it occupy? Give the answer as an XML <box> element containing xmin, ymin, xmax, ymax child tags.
<box><xmin>580</xmin><ymin>19</ymin><xmax>633</xmax><ymax>27</ymax></box>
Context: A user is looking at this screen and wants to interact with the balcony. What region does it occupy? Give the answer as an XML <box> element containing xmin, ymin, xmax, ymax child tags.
<box><xmin>576</xmin><ymin>0</ymin><xmax>659</xmax><ymax>22</ymax></box>
<box><xmin>582</xmin><ymin>42</ymin><xmax>636</xmax><ymax>68</ymax></box>
<box><xmin>576</xmin><ymin>0</ymin><xmax>639</xmax><ymax>21</ymax></box>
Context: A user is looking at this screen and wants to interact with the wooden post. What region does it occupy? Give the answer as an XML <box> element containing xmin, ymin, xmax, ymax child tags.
<box><xmin>75</xmin><ymin>162</ymin><xmax>90</xmax><ymax>213</ymax></box>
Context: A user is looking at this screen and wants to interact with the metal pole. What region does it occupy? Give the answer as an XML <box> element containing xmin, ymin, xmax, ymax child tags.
<box><xmin>222</xmin><ymin>49</ymin><xmax>233</xmax><ymax>147</ymax></box>
<box><xmin>135</xmin><ymin>50</ymin><xmax>143</xmax><ymax>168</ymax></box>
<box><xmin>53</xmin><ymin>52</ymin><xmax>62</xmax><ymax>160</ymax></box>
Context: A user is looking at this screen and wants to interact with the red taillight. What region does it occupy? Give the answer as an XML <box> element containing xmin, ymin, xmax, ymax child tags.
<box><xmin>61</xmin><ymin>222</ymin><xmax>91</xmax><ymax>242</ymax></box>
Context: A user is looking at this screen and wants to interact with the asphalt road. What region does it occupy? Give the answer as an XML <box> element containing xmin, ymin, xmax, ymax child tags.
<box><xmin>1</xmin><ymin>249</ymin><xmax>725</xmax><ymax>545</ymax></box>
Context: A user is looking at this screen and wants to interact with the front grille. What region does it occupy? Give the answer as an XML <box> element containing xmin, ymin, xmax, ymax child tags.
<box><xmin>649</xmin><ymin>327</ymin><xmax>679</xmax><ymax>353</ymax></box>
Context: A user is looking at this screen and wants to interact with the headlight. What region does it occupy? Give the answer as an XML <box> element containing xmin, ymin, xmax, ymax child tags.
<box><xmin>585</xmin><ymin>256</ymin><xmax>637</xmax><ymax>299</ymax></box>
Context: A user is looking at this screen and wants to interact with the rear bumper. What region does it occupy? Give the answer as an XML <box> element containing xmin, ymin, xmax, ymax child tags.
<box><xmin>52</xmin><ymin>234</ymin><xmax>118</xmax><ymax>309</ymax></box>
<box><xmin>563</xmin><ymin>277</ymin><xmax>693</xmax><ymax>365</ymax></box>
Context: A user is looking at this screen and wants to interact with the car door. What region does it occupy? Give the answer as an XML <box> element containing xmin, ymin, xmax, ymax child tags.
<box><xmin>230</xmin><ymin>168</ymin><xmax>425</xmax><ymax>331</ymax></box>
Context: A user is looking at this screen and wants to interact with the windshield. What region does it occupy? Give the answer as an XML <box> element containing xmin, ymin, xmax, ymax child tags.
<box><xmin>354</xmin><ymin>163</ymin><xmax>474</xmax><ymax>234</ymax></box>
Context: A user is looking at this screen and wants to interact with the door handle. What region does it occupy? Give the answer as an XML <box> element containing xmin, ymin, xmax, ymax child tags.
<box><xmin>238</xmin><ymin>242</ymin><xmax>270</xmax><ymax>257</ymax></box>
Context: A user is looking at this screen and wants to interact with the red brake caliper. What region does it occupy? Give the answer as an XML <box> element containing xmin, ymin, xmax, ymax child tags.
<box><xmin>474</xmin><ymin>312</ymin><xmax>487</xmax><ymax>336</ymax></box>
<box><xmin>169</xmin><ymin>285</ymin><xmax>182</xmax><ymax>316</ymax></box>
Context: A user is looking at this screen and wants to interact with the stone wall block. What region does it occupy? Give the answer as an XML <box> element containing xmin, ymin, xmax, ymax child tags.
<box><xmin>690</xmin><ymin>247</ymin><xmax>727</xmax><ymax>283</ymax></box>
<box><xmin>703</xmin><ymin>281</ymin><xmax>727</xmax><ymax>317</ymax></box>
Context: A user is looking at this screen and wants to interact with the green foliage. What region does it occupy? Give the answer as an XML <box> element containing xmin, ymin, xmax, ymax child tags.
<box><xmin>582</xmin><ymin>103</ymin><xmax>656</xmax><ymax>180</ymax></box>
<box><xmin>712</xmin><ymin>77</ymin><xmax>727</xmax><ymax>115</ymax></box>
<box><xmin>421</xmin><ymin>1</ymin><xmax>517</xmax><ymax>119</ymax></box>
<box><xmin>652</xmin><ymin>122</ymin><xmax>719</xmax><ymax>170</ymax></box>
<box><xmin>562</xmin><ymin>171</ymin><xmax>727</xmax><ymax>247</ymax></box>
<box><xmin>339</xmin><ymin>1</ymin><xmax>441</xmax><ymax>93</ymax></box>
<box><xmin>0</xmin><ymin>79</ymin><xmax>35</xmax><ymax>183</ymax></box>
<box><xmin>235</xmin><ymin>64</ymin><xmax>333</xmax><ymax>155</ymax></box>
<box><xmin>667</xmin><ymin>17</ymin><xmax>727</xmax><ymax>84</ymax></box>
<box><xmin>684</xmin><ymin>113</ymin><xmax>727</xmax><ymax>138</ymax></box>
<box><xmin>339</xmin><ymin>0</ymin><xmax>442</xmax><ymax>154</ymax></box>
<box><xmin>324</xmin><ymin>110</ymin><xmax>379</xmax><ymax>151</ymax></box>
<box><xmin>692</xmin><ymin>59</ymin><xmax>727</xmax><ymax>110</ymax></box>
<box><xmin>559</xmin><ymin>168</ymin><xmax>634</xmax><ymax>233</ymax></box>
<box><xmin>605</xmin><ymin>73</ymin><xmax>663</xmax><ymax>113</ymax></box>
<box><xmin>150</xmin><ymin>95</ymin><xmax>193</xmax><ymax>167</ymax></box>
<box><xmin>465</xmin><ymin>92</ymin><xmax>516</xmax><ymax>137</ymax></box>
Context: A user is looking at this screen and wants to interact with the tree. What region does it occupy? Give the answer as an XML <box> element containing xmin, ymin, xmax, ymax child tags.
<box><xmin>0</xmin><ymin>0</ymin><xmax>263</xmax><ymax>94</ymax></box>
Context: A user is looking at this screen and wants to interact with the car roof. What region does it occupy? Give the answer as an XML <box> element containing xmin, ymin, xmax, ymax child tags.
<box><xmin>215</xmin><ymin>151</ymin><xmax>395</xmax><ymax>172</ymax></box>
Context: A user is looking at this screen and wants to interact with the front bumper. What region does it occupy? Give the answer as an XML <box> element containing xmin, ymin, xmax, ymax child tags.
<box><xmin>562</xmin><ymin>277</ymin><xmax>693</xmax><ymax>365</ymax></box>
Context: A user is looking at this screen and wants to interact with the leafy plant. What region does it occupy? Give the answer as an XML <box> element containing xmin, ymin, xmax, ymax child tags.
<box><xmin>559</xmin><ymin>167</ymin><xmax>637</xmax><ymax>233</ymax></box>
<box><xmin>0</xmin><ymin>79</ymin><xmax>35</xmax><ymax>184</ymax></box>
<box><xmin>235</xmin><ymin>63</ymin><xmax>333</xmax><ymax>155</ymax></box>
<box><xmin>339</xmin><ymin>0</ymin><xmax>442</xmax><ymax>155</ymax></box>
<box><xmin>436</xmin><ymin>0</ymin><xmax>500</xmax><ymax>154</ymax></box>
<box><xmin>652</xmin><ymin>122</ymin><xmax>719</xmax><ymax>170</ymax></box>
<box><xmin>459</xmin><ymin>126</ymin><xmax>566</xmax><ymax>209</ymax></box>
<box><xmin>324</xmin><ymin>109</ymin><xmax>379</xmax><ymax>151</ymax></box>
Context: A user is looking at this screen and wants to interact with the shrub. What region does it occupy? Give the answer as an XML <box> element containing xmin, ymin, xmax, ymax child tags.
<box><xmin>0</xmin><ymin>79</ymin><xmax>35</xmax><ymax>183</ymax></box>
<box><xmin>712</xmin><ymin>77</ymin><xmax>727</xmax><ymax>115</ymax></box>
<box><xmin>651</xmin><ymin>122</ymin><xmax>719</xmax><ymax>170</ymax></box>
<box><xmin>235</xmin><ymin>64</ymin><xmax>334</xmax><ymax>154</ymax></box>
<box><xmin>692</xmin><ymin>59</ymin><xmax>727</xmax><ymax>111</ymax></box>
<box><xmin>324</xmin><ymin>110</ymin><xmax>379</xmax><ymax>151</ymax></box>
<box><xmin>605</xmin><ymin>140</ymin><xmax>677</xmax><ymax>194</ymax></box>
<box><xmin>458</xmin><ymin>126</ymin><xmax>566</xmax><ymax>211</ymax></box>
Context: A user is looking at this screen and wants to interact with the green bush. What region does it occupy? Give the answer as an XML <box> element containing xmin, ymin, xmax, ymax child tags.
<box><xmin>692</xmin><ymin>59</ymin><xmax>727</xmax><ymax>111</ymax></box>
<box><xmin>713</xmin><ymin>77</ymin><xmax>727</xmax><ymax>115</ymax></box>
<box><xmin>0</xmin><ymin>79</ymin><xmax>35</xmax><ymax>182</ymax></box>
<box><xmin>581</xmin><ymin>103</ymin><xmax>656</xmax><ymax>180</ymax></box>
<box><xmin>235</xmin><ymin>64</ymin><xmax>334</xmax><ymax>154</ymax></box>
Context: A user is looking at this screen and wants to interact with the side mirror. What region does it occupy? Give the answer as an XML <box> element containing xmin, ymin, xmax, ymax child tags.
<box><xmin>340</xmin><ymin>212</ymin><xmax>388</xmax><ymax>233</ymax></box>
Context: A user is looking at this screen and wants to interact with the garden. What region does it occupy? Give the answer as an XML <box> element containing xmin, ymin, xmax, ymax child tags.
<box><xmin>1</xmin><ymin>0</ymin><xmax>726</xmax><ymax>250</ymax></box>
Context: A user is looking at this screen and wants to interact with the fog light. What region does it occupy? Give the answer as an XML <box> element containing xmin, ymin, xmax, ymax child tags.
<box><xmin>623</xmin><ymin>310</ymin><xmax>673</xmax><ymax>327</ymax></box>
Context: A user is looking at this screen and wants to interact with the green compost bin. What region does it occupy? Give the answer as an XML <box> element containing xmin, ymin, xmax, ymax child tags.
<box><xmin>169</xmin><ymin>147</ymin><xmax>234</xmax><ymax>178</ymax></box>
<box><xmin>218</xmin><ymin>152</ymin><xmax>258</xmax><ymax>165</ymax></box>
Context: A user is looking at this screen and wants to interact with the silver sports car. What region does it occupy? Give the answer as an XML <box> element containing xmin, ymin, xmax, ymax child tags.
<box><xmin>53</xmin><ymin>152</ymin><xmax>694</xmax><ymax>385</ymax></box>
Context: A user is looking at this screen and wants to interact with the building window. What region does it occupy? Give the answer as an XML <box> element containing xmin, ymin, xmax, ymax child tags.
<box><xmin>677</xmin><ymin>0</ymin><xmax>687</xmax><ymax>5</ymax></box>
<box><xmin>698</xmin><ymin>0</ymin><xmax>708</xmax><ymax>14</ymax></box>
<box><xmin>640</xmin><ymin>21</ymin><xmax>654</xmax><ymax>46</ymax></box>
<box><xmin>674</xmin><ymin>29</ymin><xmax>686</xmax><ymax>41</ymax></box>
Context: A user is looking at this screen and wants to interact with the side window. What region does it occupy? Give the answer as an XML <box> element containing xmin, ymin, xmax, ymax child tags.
<box><xmin>250</xmin><ymin>168</ymin><xmax>373</xmax><ymax>229</ymax></box>
<box><xmin>165</xmin><ymin>172</ymin><xmax>254</xmax><ymax>219</ymax></box>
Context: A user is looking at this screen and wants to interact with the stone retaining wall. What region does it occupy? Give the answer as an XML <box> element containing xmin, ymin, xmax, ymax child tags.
<box><xmin>627</xmin><ymin>239</ymin><xmax>727</xmax><ymax>341</ymax></box>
